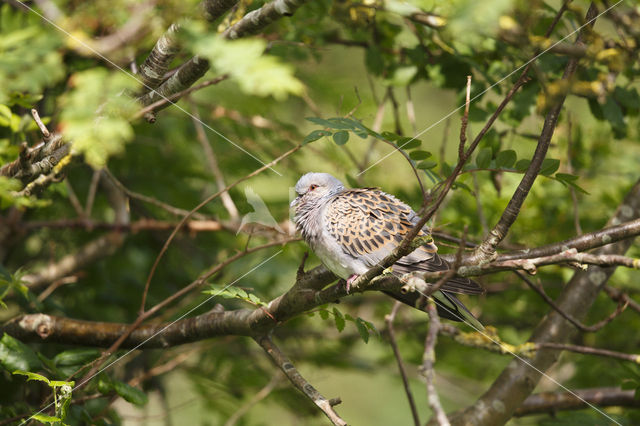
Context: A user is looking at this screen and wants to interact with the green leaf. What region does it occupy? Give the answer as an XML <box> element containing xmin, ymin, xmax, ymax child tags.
<box><xmin>30</xmin><ymin>414</ymin><xmax>61</xmax><ymax>424</ymax></box>
<box><xmin>0</xmin><ymin>333</ymin><xmax>42</xmax><ymax>372</ymax></box>
<box><xmin>319</xmin><ymin>309</ymin><xmax>329</xmax><ymax>320</ymax></box>
<box><xmin>476</xmin><ymin>147</ymin><xmax>492</xmax><ymax>169</ymax></box>
<box><xmin>380</xmin><ymin>131</ymin><xmax>400</xmax><ymax>141</ymax></box>
<box><xmin>384</xmin><ymin>66</ymin><xmax>418</xmax><ymax>87</ymax></box>
<box><xmin>333</xmin><ymin>307</ymin><xmax>345</xmax><ymax>332</ymax></box>
<box><xmin>515</xmin><ymin>159</ymin><xmax>531</xmax><ymax>172</ymax></box>
<box><xmin>193</xmin><ymin>35</ymin><xmax>303</xmax><ymax>100</ymax></box>
<box><xmin>113</xmin><ymin>381</ymin><xmax>148</xmax><ymax>406</ymax></box>
<box><xmin>540</xmin><ymin>158</ymin><xmax>560</xmax><ymax>176</ymax></box>
<box><xmin>332</xmin><ymin>130</ymin><xmax>349</xmax><ymax>145</ymax></box>
<box><xmin>396</xmin><ymin>137</ymin><xmax>421</xmax><ymax>150</ymax></box>
<box><xmin>355</xmin><ymin>318</ymin><xmax>370</xmax><ymax>343</ymax></box>
<box><xmin>303</xmin><ymin>129</ymin><xmax>331</xmax><ymax>145</ymax></box>
<box><xmin>49</xmin><ymin>379</ymin><xmax>74</xmax><ymax>387</ymax></box>
<box><xmin>60</xmin><ymin>69</ymin><xmax>137</xmax><ymax>168</ymax></box>
<box><xmin>305</xmin><ymin>117</ymin><xmax>333</xmax><ymax>127</ymax></box>
<box><xmin>53</xmin><ymin>348</ymin><xmax>102</xmax><ymax>367</ymax></box>
<box><xmin>409</xmin><ymin>150</ymin><xmax>432</xmax><ymax>161</ymax></box>
<box><xmin>12</xmin><ymin>370</ymin><xmax>50</xmax><ymax>384</ymax></box>
<box><xmin>602</xmin><ymin>96</ymin><xmax>626</xmax><ymax>138</ymax></box>
<box><xmin>613</xmin><ymin>86</ymin><xmax>640</xmax><ymax>110</ymax></box>
<box><xmin>495</xmin><ymin>150</ymin><xmax>517</xmax><ymax>168</ymax></box>
<box><xmin>621</xmin><ymin>379</ymin><xmax>639</xmax><ymax>390</ymax></box>
<box><xmin>365</xmin><ymin>46</ymin><xmax>384</xmax><ymax>75</ymax></box>
<box><xmin>416</xmin><ymin>160</ymin><xmax>437</xmax><ymax>170</ymax></box>
<box><xmin>555</xmin><ymin>173</ymin><xmax>589</xmax><ymax>194</ymax></box>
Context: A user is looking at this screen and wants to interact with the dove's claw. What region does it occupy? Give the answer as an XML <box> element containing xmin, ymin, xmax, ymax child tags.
<box><xmin>345</xmin><ymin>274</ymin><xmax>359</xmax><ymax>293</ymax></box>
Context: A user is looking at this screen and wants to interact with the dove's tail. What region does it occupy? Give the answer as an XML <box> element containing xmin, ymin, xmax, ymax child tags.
<box><xmin>383</xmin><ymin>289</ymin><xmax>484</xmax><ymax>330</ymax></box>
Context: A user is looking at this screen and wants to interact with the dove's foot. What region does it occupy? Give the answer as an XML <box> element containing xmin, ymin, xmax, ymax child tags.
<box><xmin>345</xmin><ymin>274</ymin><xmax>359</xmax><ymax>293</ymax></box>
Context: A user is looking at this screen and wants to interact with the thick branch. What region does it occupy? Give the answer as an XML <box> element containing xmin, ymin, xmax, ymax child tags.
<box><xmin>515</xmin><ymin>388</ymin><xmax>640</xmax><ymax>416</ymax></box>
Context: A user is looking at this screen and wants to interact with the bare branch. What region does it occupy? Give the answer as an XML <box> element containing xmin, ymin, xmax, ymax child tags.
<box><xmin>224</xmin><ymin>374</ymin><xmax>281</xmax><ymax>426</ymax></box>
<box><xmin>190</xmin><ymin>103</ymin><xmax>240</xmax><ymax>220</ymax></box>
<box><xmin>422</xmin><ymin>299</ymin><xmax>450</xmax><ymax>426</ymax></box>
<box><xmin>255</xmin><ymin>335</ymin><xmax>347</xmax><ymax>426</ymax></box>
<box><xmin>385</xmin><ymin>302</ymin><xmax>420</xmax><ymax>426</ymax></box>
<box><xmin>23</xmin><ymin>233</ymin><xmax>125</xmax><ymax>290</ymax></box>
<box><xmin>458</xmin><ymin>75</ymin><xmax>471</xmax><ymax>160</ymax></box>
<box><xmin>472</xmin><ymin>2</ymin><xmax>588</xmax><ymax>262</ymax></box>
<box><xmin>516</xmin><ymin>271</ymin><xmax>628</xmax><ymax>333</ymax></box>
<box><xmin>515</xmin><ymin>387</ymin><xmax>640</xmax><ymax>416</ymax></box>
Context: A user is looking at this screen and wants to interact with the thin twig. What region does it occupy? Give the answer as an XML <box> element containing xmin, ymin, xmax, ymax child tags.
<box><xmin>458</xmin><ymin>75</ymin><xmax>471</xmax><ymax>160</ymax></box>
<box><xmin>31</xmin><ymin>108</ymin><xmax>51</xmax><ymax>141</ymax></box>
<box><xmin>190</xmin><ymin>102</ymin><xmax>240</xmax><ymax>220</ymax></box>
<box><xmin>224</xmin><ymin>374</ymin><xmax>281</xmax><ymax>426</ymax></box>
<box><xmin>385</xmin><ymin>302</ymin><xmax>420</xmax><ymax>426</ymax></box>
<box><xmin>516</xmin><ymin>271</ymin><xmax>628</xmax><ymax>332</ymax></box>
<box><xmin>255</xmin><ymin>335</ymin><xmax>347</xmax><ymax>426</ymax></box>
<box><xmin>85</xmin><ymin>169</ymin><xmax>101</xmax><ymax>218</ymax></box>
<box><xmin>566</xmin><ymin>113</ymin><xmax>582</xmax><ymax>235</ymax></box>
<box><xmin>421</xmin><ymin>299</ymin><xmax>450</xmax><ymax>426</ymax></box>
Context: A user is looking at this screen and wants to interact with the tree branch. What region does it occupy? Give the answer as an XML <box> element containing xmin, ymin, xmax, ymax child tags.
<box><xmin>254</xmin><ymin>335</ymin><xmax>347</xmax><ymax>426</ymax></box>
<box><xmin>421</xmin><ymin>299</ymin><xmax>450</xmax><ymax>426</ymax></box>
<box><xmin>515</xmin><ymin>387</ymin><xmax>640</xmax><ymax>416</ymax></box>
<box><xmin>472</xmin><ymin>2</ymin><xmax>591</xmax><ymax>263</ymax></box>
<box><xmin>447</xmin><ymin>174</ymin><xmax>640</xmax><ymax>425</ymax></box>
<box><xmin>385</xmin><ymin>302</ymin><xmax>420</xmax><ymax>426</ymax></box>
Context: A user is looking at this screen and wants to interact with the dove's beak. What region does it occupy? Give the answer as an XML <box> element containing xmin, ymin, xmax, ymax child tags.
<box><xmin>290</xmin><ymin>196</ymin><xmax>300</xmax><ymax>208</ymax></box>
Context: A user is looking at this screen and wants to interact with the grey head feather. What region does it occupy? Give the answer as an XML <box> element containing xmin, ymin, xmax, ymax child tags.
<box><xmin>292</xmin><ymin>172</ymin><xmax>344</xmax><ymax>242</ymax></box>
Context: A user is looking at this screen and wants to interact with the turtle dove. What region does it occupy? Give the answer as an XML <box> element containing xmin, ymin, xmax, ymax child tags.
<box><xmin>291</xmin><ymin>172</ymin><xmax>484</xmax><ymax>327</ymax></box>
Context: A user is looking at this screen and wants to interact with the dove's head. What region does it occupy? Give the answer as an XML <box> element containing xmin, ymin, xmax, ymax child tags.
<box><xmin>291</xmin><ymin>173</ymin><xmax>344</xmax><ymax>239</ymax></box>
<box><xmin>291</xmin><ymin>172</ymin><xmax>344</xmax><ymax>209</ymax></box>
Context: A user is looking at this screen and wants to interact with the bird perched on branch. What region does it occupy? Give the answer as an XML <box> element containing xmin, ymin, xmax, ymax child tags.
<box><xmin>291</xmin><ymin>172</ymin><xmax>484</xmax><ymax>328</ymax></box>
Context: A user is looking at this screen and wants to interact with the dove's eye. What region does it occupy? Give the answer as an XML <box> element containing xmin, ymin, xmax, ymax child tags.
<box><xmin>309</xmin><ymin>184</ymin><xmax>319</xmax><ymax>191</ymax></box>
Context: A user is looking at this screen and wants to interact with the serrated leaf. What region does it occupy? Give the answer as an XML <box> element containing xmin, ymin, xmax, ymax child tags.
<box><xmin>495</xmin><ymin>150</ymin><xmax>517</xmax><ymax>168</ymax></box>
<box><xmin>332</xmin><ymin>130</ymin><xmax>349</xmax><ymax>145</ymax></box>
<box><xmin>409</xmin><ymin>150</ymin><xmax>432</xmax><ymax>161</ymax></box>
<box><xmin>417</xmin><ymin>160</ymin><xmax>437</xmax><ymax>170</ymax></box>
<box><xmin>355</xmin><ymin>319</ymin><xmax>370</xmax><ymax>343</ymax></box>
<box><xmin>319</xmin><ymin>309</ymin><xmax>329</xmax><ymax>320</ymax></box>
<box><xmin>0</xmin><ymin>333</ymin><xmax>42</xmax><ymax>372</ymax></box>
<box><xmin>540</xmin><ymin>158</ymin><xmax>560</xmax><ymax>176</ymax></box>
<box><xmin>515</xmin><ymin>159</ymin><xmax>531</xmax><ymax>172</ymax></box>
<box><xmin>113</xmin><ymin>381</ymin><xmax>148</xmax><ymax>406</ymax></box>
<box><xmin>476</xmin><ymin>147</ymin><xmax>492</xmax><ymax>169</ymax></box>
<box><xmin>333</xmin><ymin>307</ymin><xmax>345</xmax><ymax>332</ymax></box>
<box><xmin>53</xmin><ymin>348</ymin><xmax>101</xmax><ymax>367</ymax></box>
<box><xmin>193</xmin><ymin>36</ymin><xmax>303</xmax><ymax>100</ymax></box>
<box><xmin>303</xmin><ymin>129</ymin><xmax>330</xmax><ymax>145</ymax></box>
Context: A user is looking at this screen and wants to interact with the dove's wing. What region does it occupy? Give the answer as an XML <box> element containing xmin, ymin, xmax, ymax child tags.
<box><xmin>325</xmin><ymin>188</ymin><xmax>483</xmax><ymax>296</ymax></box>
